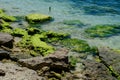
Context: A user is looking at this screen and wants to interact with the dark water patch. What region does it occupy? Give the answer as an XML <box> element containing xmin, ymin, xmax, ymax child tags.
<box><xmin>69</xmin><ymin>0</ymin><xmax>120</xmax><ymax>15</ymax></box>
<box><xmin>83</xmin><ymin>6</ymin><xmax>120</xmax><ymax>15</ymax></box>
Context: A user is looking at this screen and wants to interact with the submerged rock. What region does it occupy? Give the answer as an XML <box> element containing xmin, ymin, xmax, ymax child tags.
<box><xmin>0</xmin><ymin>33</ymin><xmax>13</xmax><ymax>48</ymax></box>
<box><xmin>85</xmin><ymin>24</ymin><xmax>120</xmax><ymax>38</ymax></box>
<box><xmin>63</xmin><ymin>20</ymin><xmax>84</xmax><ymax>27</ymax></box>
<box><xmin>25</xmin><ymin>13</ymin><xmax>52</xmax><ymax>23</ymax></box>
<box><xmin>60</xmin><ymin>38</ymin><xmax>93</xmax><ymax>53</ymax></box>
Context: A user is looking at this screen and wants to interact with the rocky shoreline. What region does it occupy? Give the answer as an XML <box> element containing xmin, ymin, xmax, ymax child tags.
<box><xmin>0</xmin><ymin>8</ymin><xmax>120</xmax><ymax>80</ymax></box>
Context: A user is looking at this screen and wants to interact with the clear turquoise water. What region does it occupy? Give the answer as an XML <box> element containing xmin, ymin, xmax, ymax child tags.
<box><xmin>0</xmin><ymin>0</ymin><xmax>120</xmax><ymax>49</ymax></box>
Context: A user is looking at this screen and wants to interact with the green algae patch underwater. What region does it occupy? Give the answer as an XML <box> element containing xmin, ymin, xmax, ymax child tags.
<box><xmin>85</xmin><ymin>25</ymin><xmax>120</xmax><ymax>38</ymax></box>
<box><xmin>41</xmin><ymin>30</ymin><xmax>70</xmax><ymax>42</ymax></box>
<box><xmin>60</xmin><ymin>38</ymin><xmax>97</xmax><ymax>53</ymax></box>
<box><xmin>63</xmin><ymin>20</ymin><xmax>84</xmax><ymax>27</ymax></box>
<box><xmin>25</xmin><ymin>13</ymin><xmax>52</xmax><ymax>23</ymax></box>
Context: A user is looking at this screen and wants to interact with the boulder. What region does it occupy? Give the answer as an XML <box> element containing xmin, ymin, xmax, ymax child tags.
<box><xmin>18</xmin><ymin>48</ymin><xmax>69</xmax><ymax>71</ymax></box>
<box><xmin>0</xmin><ymin>33</ymin><xmax>14</xmax><ymax>48</ymax></box>
<box><xmin>0</xmin><ymin>62</ymin><xmax>45</xmax><ymax>80</ymax></box>
<box><xmin>25</xmin><ymin>13</ymin><xmax>52</xmax><ymax>23</ymax></box>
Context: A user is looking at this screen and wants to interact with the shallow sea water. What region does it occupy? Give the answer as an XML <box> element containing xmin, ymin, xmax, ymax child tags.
<box><xmin>0</xmin><ymin>0</ymin><xmax>120</xmax><ymax>49</ymax></box>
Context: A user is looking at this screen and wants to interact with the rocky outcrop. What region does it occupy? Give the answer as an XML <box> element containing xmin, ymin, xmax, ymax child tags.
<box><xmin>25</xmin><ymin>13</ymin><xmax>52</xmax><ymax>23</ymax></box>
<box><xmin>18</xmin><ymin>48</ymin><xmax>70</xmax><ymax>79</ymax></box>
<box><xmin>0</xmin><ymin>62</ymin><xmax>45</xmax><ymax>80</ymax></box>
<box><xmin>0</xmin><ymin>33</ymin><xmax>13</xmax><ymax>48</ymax></box>
<box><xmin>18</xmin><ymin>48</ymin><xmax>69</xmax><ymax>71</ymax></box>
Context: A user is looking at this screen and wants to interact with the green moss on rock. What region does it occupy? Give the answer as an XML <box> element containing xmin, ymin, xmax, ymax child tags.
<box><xmin>1</xmin><ymin>28</ymin><xmax>13</xmax><ymax>33</ymax></box>
<box><xmin>25</xmin><ymin>13</ymin><xmax>52</xmax><ymax>23</ymax></box>
<box><xmin>60</xmin><ymin>38</ymin><xmax>91</xmax><ymax>53</ymax></box>
<box><xmin>26</xmin><ymin>27</ymin><xmax>43</xmax><ymax>35</ymax></box>
<box><xmin>0</xmin><ymin>19</ymin><xmax>12</xmax><ymax>29</ymax></box>
<box><xmin>0</xmin><ymin>13</ymin><xmax>16</xmax><ymax>22</ymax></box>
<box><xmin>85</xmin><ymin>25</ymin><xmax>120</xmax><ymax>38</ymax></box>
<box><xmin>0</xmin><ymin>19</ymin><xmax>13</xmax><ymax>34</ymax></box>
<box><xmin>17</xmin><ymin>34</ymin><xmax>54</xmax><ymax>56</ymax></box>
<box><xmin>42</xmin><ymin>31</ymin><xmax>70</xmax><ymax>42</ymax></box>
<box><xmin>12</xmin><ymin>28</ymin><xmax>28</xmax><ymax>37</ymax></box>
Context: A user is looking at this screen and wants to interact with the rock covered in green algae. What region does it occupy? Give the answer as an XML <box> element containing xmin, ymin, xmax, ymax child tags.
<box><xmin>85</xmin><ymin>25</ymin><xmax>120</xmax><ymax>38</ymax></box>
<box><xmin>0</xmin><ymin>13</ymin><xmax>16</xmax><ymax>22</ymax></box>
<box><xmin>0</xmin><ymin>8</ymin><xmax>16</xmax><ymax>22</ymax></box>
<box><xmin>0</xmin><ymin>19</ymin><xmax>13</xmax><ymax>33</ymax></box>
<box><xmin>0</xmin><ymin>19</ymin><xmax>10</xmax><ymax>28</ymax></box>
<box><xmin>12</xmin><ymin>28</ymin><xmax>28</xmax><ymax>37</ymax></box>
<box><xmin>30</xmin><ymin>34</ymin><xmax>54</xmax><ymax>56</ymax></box>
<box><xmin>25</xmin><ymin>13</ymin><xmax>52</xmax><ymax>23</ymax></box>
<box><xmin>26</xmin><ymin>27</ymin><xmax>42</xmax><ymax>35</ymax></box>
<box><xmin>60</xmin><ymin>38</ymin><xmax>93</xmax><ymax>53</ymax></box>
<box><xmin>17</xmin><ymin>34</ymin><xmax>54</xmax><ymax>56</ymax></box>
<box><xmin>41</xmin><ymin>31</ymin><xmax>70</xmax><ymax>42</ymax></box>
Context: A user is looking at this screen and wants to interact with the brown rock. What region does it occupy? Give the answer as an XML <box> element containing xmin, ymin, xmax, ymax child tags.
<box><xmin>0</xmin><ymin>33</ymin><xmax>13</xmax><ymax>48</ymax></box>
<box><xmin>18</xmin><ymin>48</ymin><xmax>69</xmax><ymax>71</ymax></box>
<box><xmin>82</xmin><ymin>60</ymin><xmax>117</xmax><ymax>80</ymax></box>
<box><xmin>0</xmin><ymin>62</ymin><xmax>45</xmax><ymax>80</ymax></box>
